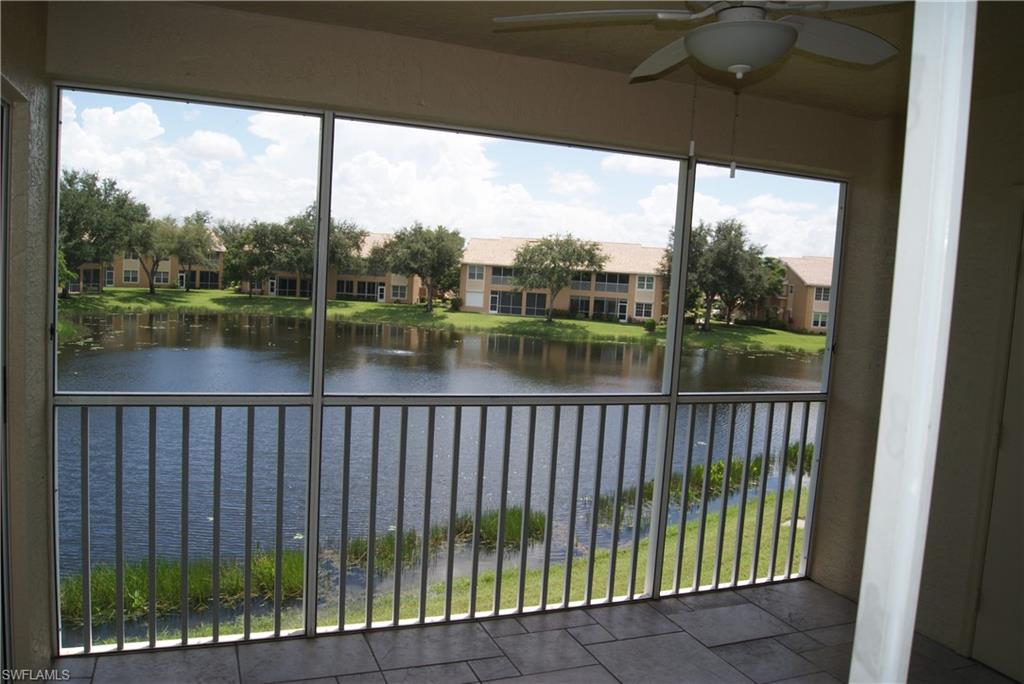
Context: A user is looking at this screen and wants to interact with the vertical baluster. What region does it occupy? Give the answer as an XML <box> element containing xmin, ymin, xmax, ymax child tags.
<box><xmin>469</xmin><ymin>407</ymin><xmax>487</xmax><ymax>617</ymax></box>
<box><xmin>115</xmin><ymin>406</ymin><xmax>124</xmax><ymax>650</ymax></box>
<box><xmin>338</xmin><ymin>407</ymin><xmax>352</xmax><ymax>629</ymax></box>
<box><xmin>768</xmin><ymin>403</ymin><xmax>793</xmax><ymax>580</ymax></box>
<box><xmin>800</xmin><ymin>402</ymin><xmax>825</xmax><ymax>576</ymax></box>
<box><xmin>393</xmin><ymin>406</ymin><xmax>408</xmax><ymax>625</ymax></box>
<box><xmin>786</xmin><ymin>403</ymin><xmax>811</xmax><ymax>578</ymax></box>
<box><xmin>517</xmin><ymin>406</ymin><xmax>537</xmax><ymax>613</ymax></box>
<box><xmin>607</xmin><ymin>405</ymin><xmax>629</xmax><ymax>600</ymax></box>
<box><xmin>563</xmin><ymin>407</ymin><xmax>584</xmax><ymax>606</ymax></box>
<box><xmin>366</xmin><ymin>407</ymin><xmax>380</xmax><ymax>626</ymax></box>
<box><xmin>419</xmin><ymin>406</ymin><xmax>435</xmax><ymax>623</ymax></box>
<box><xmin>731</xmin><ymin>403</ymin><xmax>756</xmax><ymax>586</ymax></box>
<box><xmin>212</xmin><ymin>407</ymin><xmax>222</xmax><ymax>642</ymax></box>
<box><xmin>673</xmin><ymin>405</ymin><xmax>697</xmax><ymax>593</ymax></box>
<box><xmin>148</xmin><ymin>406</ymin><xmax>157</xmax><ymax>648</ymax></box>
<box><xmin>274</xmin><ymin>406</ymin><xmax>286</xmax><ymax>636</ymax></box>
<box><xmin>585</xmin><ymin>406</ymin><xmax>606</xmax><ymax>605</ymax></box>
<box><xmin>493</xmin><ymin>406</ymin><xmax>513</xmax><ymax>614</ymax></box>
<box><xmin>80</xmin><ymin>407</ymin><xmax>91</xmax><ymax>653</ymax></box>
<box><xmin>444</xmin><ymin>407</ymin><xmax>462</xmax><ymax>620</ymax></box>
<box><xmin>180</xmin><ymin>407</ymin><xmax>190</xmax><ymax>644</ymax></box>
<box><xmin>750</xmin><ymin>402</ymin><xmax>775</xmax><ymax>582</ymax></box>
<box><xmin>540</xmin><ymin>406</ymin><xmax>560</xmax><ymax>609</ymax></box>
<box><xmin>243</xmin><ymin>406</ymin><xmax>255</xmax><ymax>638</ymax></box>
<box><xmin>712</xmin><ymin>404</ymin><xmax>736</xmax><ymax>589</ymax></box>
<box><xmin>628</xmin><ymin>405</ymin><xmax>651</xmax><ymax>599</ymax></box>
<box><xmin>693</xmin><ymin>404</ymin><xmax>717</xmax><ymax>590</ymax></box>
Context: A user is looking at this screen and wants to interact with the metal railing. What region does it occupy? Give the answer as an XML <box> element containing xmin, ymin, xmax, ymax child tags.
<box><xmin>54</xmin><ymin>392</ymin><xmax>825</xmax><ymax>653</ymax></box>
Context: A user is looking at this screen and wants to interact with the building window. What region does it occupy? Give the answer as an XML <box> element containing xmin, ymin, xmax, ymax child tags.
<box><xmin>812</xmin><ymin>311</ymin><xmax>829</xmax><ymax>328</ymax></box>
<box><xmin>634</xmin><ymin>302</ymin><xmax>653</xmax><ymax>318</ymax></box>
<box><xmin>636</xmin><ymin>275</ymin><xmax>655</xmax><ymax>291</ymax></box>
<box><xmin>154</xmin><ymin>271</ymin><xmax>169</xmax><ymax>284</ymax></box>
<box><xmin>467</xmin><ymin>264</ymin><xmax>484</xmax><ymax>280</ymax></box>
<box><xmin>336</xmin><ymin>279</ymin><xmax>354</xmax><ymax>298</ymax></box>
<box><xmin>495</xmin><ymin>291</ymin><xmax>522</xmax><ymax>315</ymax></box>
<box><xmin>391</xmin><ymin>285</ymin><xmax>407</xmax><ymax>301</ymax></box>
<box><xmin>122</xmin><ymin>269</ymin><xmax>139</xmax><ymax>283</ymax></box>
<box><xmin>570</xmin><ymin>272</ymin><xmax>592</xmax><ymax>290</ymax></box>
<box><xmin>789</xmin><ymin>285</ymin><xmax>794</xmax><ymax>295</ymax></box>
<box><xmin>491</xmin><ymin>266</ymin><xmax>518</xmax><ymax>285</ymax></box>
<box><xmin>105</xmin><ymin>269</ymin><xmax>114</xmax><ymax>286</ymax></box>
<box><xmin>569</xmin><ymin>295</ymin><xmax>591</xmax><ymax>317</ymax></box>
<box><xmin>814</xmin><ymin>286</ymin><xmax>831</xmax><ymax>302</ymax></box>
<box><xmin>595</xmin><ymin>272</ymin><xmax>629</xmax><ymax>293</ymax></box>
<box><xmin>198</xmin><ymin>271</ymin><xmax>220</xmax><ymax>289</ymax></box>
<box><xmin>525</xmin><ymin>293</ymin><xmax>547</xmax><ymax>317</ymax></box>
<box><xmin>356</xmin><ymin>281</ymin><xmax>385</xmax><ymax>300</ymax></box>
<box><xmin>592</xmin><ymin>298</ymin><xmax>625</xmax><ymax>319</ymax></box>
<box><xmin>124</xmin><ymin>251</ymin><xmax>139</xmax><ymax>260</ymax></box>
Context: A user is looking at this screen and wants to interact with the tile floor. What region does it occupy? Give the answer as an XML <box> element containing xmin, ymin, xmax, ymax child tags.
<box><xmin>53</xmin><ymin>580</ymin><xmax>1017</xmax><ymax>684</ymax></box>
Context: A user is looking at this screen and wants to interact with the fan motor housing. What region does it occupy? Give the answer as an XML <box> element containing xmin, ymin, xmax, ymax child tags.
<box><xmin>684</xmin><ymin>19</ymin><xmax>798</xmax><ymax>78</ymax></box>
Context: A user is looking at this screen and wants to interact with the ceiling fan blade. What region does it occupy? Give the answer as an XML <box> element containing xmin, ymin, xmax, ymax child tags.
<box><xmin>630</xmin><ymin>35</ymin><xmax>690</xmax><ymax>81</ymax></box>
<box><xmin>493</xmin><ymin>9</ymin><xmax>695</xmax><ymax>28</ymax></box>
<box><xmin>767</xmin><ymin>1</ymin><xmax>903</xmax><ymax>10</ymax></box>
<box><xmin>779</xmin><ymin>15</ymin><xmax>897</xmax><ymax>64</ymax></box>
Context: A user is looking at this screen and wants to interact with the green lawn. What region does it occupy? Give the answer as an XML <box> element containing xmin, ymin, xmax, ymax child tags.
<box><xmin>69</xmin><ymin>487</ymin><xmax>807</xmax><ymax>644</ymax></box>
<box><xmin>59</xmin><ymin>288</ymin><xmax>825</xmax><ymax>353</ymax></box>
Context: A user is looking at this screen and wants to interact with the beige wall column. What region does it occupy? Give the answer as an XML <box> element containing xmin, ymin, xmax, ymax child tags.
<box><xmin>2</xmin><ymin>2</ymin><xmax>55</xmax><ymax>669</ymax></box>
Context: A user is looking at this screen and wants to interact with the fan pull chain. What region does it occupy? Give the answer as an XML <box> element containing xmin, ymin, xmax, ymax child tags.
<box><xmin>730</xmin><ymin>90</ymin><xmax>740</xmax><ymax>178</ymax></box>
<box><xmin>688</xmin><ymin>79</ymin><xmax>699</xmax><ymax>157</ymax></box>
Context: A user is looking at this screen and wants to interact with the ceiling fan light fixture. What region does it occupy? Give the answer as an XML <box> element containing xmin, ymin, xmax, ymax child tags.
<box><xmin>684</xmin><ymin>20</ymin><xmax>798</xmax><ymax>78</ymax></box>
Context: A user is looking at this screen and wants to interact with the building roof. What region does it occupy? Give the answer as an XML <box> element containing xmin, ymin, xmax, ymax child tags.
<box><xmin>781</xmin><ymin>256</ymin><xmax>833</xmax><ymax>287</ymax></box>
<box><xmin>463</xmin><ymin>237</ymin><xmax>664</xmax><ymax>275</ymax></box>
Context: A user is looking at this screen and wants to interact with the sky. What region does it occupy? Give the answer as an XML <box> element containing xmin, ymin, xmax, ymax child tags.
<box><xmin>60</xmin><ymin>89</ymin><xmax>840</xmax><ymax>258</ymax></box>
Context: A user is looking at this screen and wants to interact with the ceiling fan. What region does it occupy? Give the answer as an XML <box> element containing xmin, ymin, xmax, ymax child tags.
<box><xmin>494</xmin><ymin>1</ymin><xmax>900</xmax><ymax>82</ymax></box>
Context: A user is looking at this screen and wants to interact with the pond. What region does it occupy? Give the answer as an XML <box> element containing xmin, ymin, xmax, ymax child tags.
<box><xmin>56</xmin><ymin>312</ymin><xmax>824</xmax><ymax>636</ymax></box>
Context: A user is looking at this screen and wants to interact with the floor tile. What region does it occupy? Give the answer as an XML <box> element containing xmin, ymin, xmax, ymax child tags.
<box><xmin>488</xmin><ymin>665</ymin><xmax>618</xmax><ymax>683</ymax></box>
<box><xmin>667</xmin><ymin>602</ymin><xmax>793</xmax><ymax>647</ymax></box>
<box><xmin>52</xmin><ymin>656</ymin><xmax>96</xmax><ymax>679</ymax></box>
<box><xmin>773</xmin><ymin>673</ymin><xmax>842</xmax><ymax>684</ymax></box>
<box><xmin>801</xmin><ymin>643</ymin><xmax>853</xmax><ymax>681</ymax></box>
<box><xmin>740</xmin><ymin>581</ymin><xmax>857</xmax><ymax>631</ymax></box>
<box><xmin>908</xmin><ymin>654</ymin><xmax>967</xmax><ymax>684</ymax></box>
<box><xmin>588</xmin><ymin>632</ymin><xmax>748</xmax><ymax>683</ymax></box>
<box><xmin>469</xmin><ymin>656</ymin><xmax>519</xmax><ymax>681</ymax></box>
<box><xmin>277</xmin><ymin>679</ymin><xmax>339</xmax><ymax>684</ymax></box>
<box><xmin>679</xmin><ymin>590</ymin><xmax>750</xmax><ymax>611</ymax></box>
<box><xmin>954</xmin><ymin>664</ymin><xmax>1020</xmax><ymax>684</ymax></box>
<box><xmin>714</xmin><ymin>637</ymin><xmax>820</xmax><ymax>683</ymax></box>
<box><xmin>775</xmin><ymin>632</ymin><xmax>824</xmax><ymax>653</ymax></box>
<box><xmin>237</xmin><ymin>634</ymin><xmax>377</xmax><ymax>684</ymax></box>
<box><xmin>92</xmin><ymin>646</ymin><xmax>240</xmax><ymax>684</ymax></box>
<box><xmin>338</xmin><ymin>674</ymin><xmax>386</xmax><ymax>684</ymax></box>
<box><xmin>515</xmin><ymin>610</ymin><xmax>594</xmax><ymax>632</ymax></box>
<box><xmin>367</xmin><ymin>622</ymin><xmax>501</xmax><ymax>670</ymax></box>
<box><xmin>481</xmin><ymin>618</ymin><xmax>526</xmax><ymax>637</ymax></box>
<box><xmin>804</xmin><ymin>623</ymin><xmax>855</xmax><ymax>646</ymax></box>
<box><xmin>382</xmin><ymin>662</ymin><xmax>476</xmax><ymax>684</ymax></box>
<box><xmin>649</xmin><ymin>597</ymin><xmax>692</xmax><ymax>616</ymax></box>
<box><xmin>495</xmin><ymin>629</ymin><xmax>595</xmax><ymax>675</ymax></box>
<box><xmin>586</xmin><ymin>602</ymin><xmax>679</xmax><ymax>639</ymax></box>
<box><xmin>567</xmin><ymin>624</ymin><xmax>616</xmax><ymax>645</ymax></box>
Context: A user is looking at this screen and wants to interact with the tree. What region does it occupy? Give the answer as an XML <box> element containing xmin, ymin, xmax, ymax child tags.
<box><xmin>512</xmin><ymin>234</ymin><xmax>607</xmax><ymax>322</ymax></box>
<box><xmin>221</xmin><ymin>220</ymin><xmax>287</xmax><ymax>297</ymax></box>
<box><xmin>58</xmin><ymin>170</ymin><xmax>149</xmax><ymax>296</ymax></box>
<box><xmin>330</xmin><ymin>218</ymin><xmax>368</xmax><ymax>274</ymax></box>
<box><xmin>125</xmin><ymin>217</ymin><xmax>177</xmax><ymax>295</ymax></box>
<box><xmin>378</xmin><ymin>223</ymin><xmax>465</xmax><ymax>312</ymax></box>
<box><xmin>174</xmin><ymin>211</ymin><xmax>215</xmax><ymax>292</ymax></box>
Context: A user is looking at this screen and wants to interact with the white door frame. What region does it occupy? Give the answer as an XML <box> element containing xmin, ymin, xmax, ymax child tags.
<box><xmin>376</xmin><ymin>285</ymin><xmax>386</xmax><ymax>303</ymax></box>
<box><xmin>177</xmin><ymin>272</ymin><xmax>185</xmax><ymax>288</ymax></box>
<box><xmin>489</xmin><ymin>293</ymin><xmax>499</xmax><ymax>313</ymax></box>
<box><xmin>617</xmin><ymin>300</ymin><xmax>628</xmax><ymax>323</ymax></box>
<box><xmin>268</xmin><ymin>278</ymin><xmax>277</xmax><ymax>296</ymax></box>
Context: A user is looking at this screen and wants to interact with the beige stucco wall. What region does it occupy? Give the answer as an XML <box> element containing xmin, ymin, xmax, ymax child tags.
<box><xmin>0</xmin><ymin>0</ymin><xmax>913</xmax><ymax>665</ymax></box>
<box><xmin>915</xmin><ymin>81</ymin><xmax>1024</xmax><ymax>654</ymax></box>
<box><xmin>1</xmin><ymin>1</ymin><xmax>55</xmax><ymax>669</ymax></box>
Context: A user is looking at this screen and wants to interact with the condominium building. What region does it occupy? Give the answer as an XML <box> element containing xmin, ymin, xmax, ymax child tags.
<box><xmin>773</xmin><ymin>256</ymin><xmax>833</xmax><ymax>333</ymax></box>
<box><xmin>243</xmin><ymin>233</ymin><xmax>424</xmax><ymax>304</ymax></box>
<box><xmin>458</xmin><ymin>237</ymin><xmax>666</xmax><ymax>321</ymax></box>
<box><xmin>72</xmin><ymin>236</ymin><xmax>226</xmax><ymax>292</ymax></box>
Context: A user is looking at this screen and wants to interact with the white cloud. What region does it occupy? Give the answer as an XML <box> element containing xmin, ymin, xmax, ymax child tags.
<box><xmin>696</xmin><ymin>164</ymin><xmax>731</xmax><ymax>179</ymax></box>
<box><xmin>743</xmin><ymin>193</ymin><xmax>816</xmax><ymax>213</ymax></box>
<box><xmin>548</xmin><ymin>170</ymin><xmax>598</xmax><ymax>196</ymax></box>
<box><xmin>600</xmin><ymin>154</ymin><xmax>679</xmax><ymax>177</ymax></box>
<box><xmin>180</xmin><ymin>130</ymin><xmax>244</xmax><ymax>159</ymax></box>
<box><xmin>183</xmin><ymin>108</ymin><xmax>201</xmax><ymax>122</ymax></box>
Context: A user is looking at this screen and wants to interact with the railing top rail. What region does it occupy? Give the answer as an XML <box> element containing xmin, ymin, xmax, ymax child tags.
<box><xmin>52</xmin><ymin>390</ymin><xmax>827</xmax><ymax>407</ymax></box>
